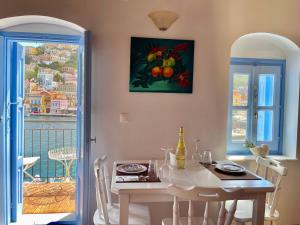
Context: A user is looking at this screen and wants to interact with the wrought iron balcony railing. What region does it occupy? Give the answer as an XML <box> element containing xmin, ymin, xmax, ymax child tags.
<box><xmin>23</xmin><ymin>128</ymin><xmax>76</xmax><ymax>182</ymax></box>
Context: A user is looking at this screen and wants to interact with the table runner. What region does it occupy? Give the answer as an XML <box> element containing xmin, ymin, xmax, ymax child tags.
<box><xmin>116</xmin><ymin>163</ymin><xmax>161</xmax><ymax>183</ymax></box>
<box><xmin>204</xmin><ymin>164</ymin><xmax>261</xmax><ymax>180</ymax></box>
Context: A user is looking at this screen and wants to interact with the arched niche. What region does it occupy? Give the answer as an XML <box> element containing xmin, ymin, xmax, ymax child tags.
<box><xmin>231</xmin><ymin>33</ymin><xmax>300</xmax><ymax>158</ymax></box>
<box><xmin>0</xmin><ymin>15</ymin><xmax>86</xmax><ymax>35</ymax></box>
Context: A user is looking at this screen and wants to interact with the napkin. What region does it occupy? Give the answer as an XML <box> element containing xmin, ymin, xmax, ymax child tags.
<box><xmin>116</xmin><ymin>176</ymin><xmax>139</xmax><ymax>182</ymax></box>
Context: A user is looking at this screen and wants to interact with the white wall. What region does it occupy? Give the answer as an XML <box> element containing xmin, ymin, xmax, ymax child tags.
<box><xmin>231</xmin><ymin>38</ymin><xmax>286</xmax><ymax>59</ymax></box>
<box><xmin>1</xmin><ymin>0</ymin><xmax>300</xmax><ymax>224</ymax></box>
<box><xmin>4</xmin><ymin>23</ymin><xmax>81</xmax><ymax>35</ymax></box>
<box><xmin>283</xmin><ymin>51</ymin><xmax>300</xmax><ymax>158</ymax></box>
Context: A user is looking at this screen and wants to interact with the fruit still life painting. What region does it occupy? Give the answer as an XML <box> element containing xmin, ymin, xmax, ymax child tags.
<box><xmin>130</xmin><ymin>37</ymin><xmax>194</xmax><ymax>93</ymax></box>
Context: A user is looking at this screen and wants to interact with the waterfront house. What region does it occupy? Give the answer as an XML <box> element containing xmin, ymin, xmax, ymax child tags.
<box><xmin>62</xmin><ymin>66</ymin><xmax>76</xmax><ymax>75</ymax></box>
<box><xmin>51</xmin><ymin>99</ymin><xmax>69</xmax><ymax>113</ymax></box>
<box><xmin>62</xmin><ymin>73</ymin><xmax>77</xmax><ymax>84</ymax></box>
<box><xmin>38</xmin><ymin>68</ymin><xmax>58</xmax><ymax>90</ymax></box>
<box><xmin>27</xmin><ymin>92</ymin><xmax>41</xmax><ymax>113</ymax></box>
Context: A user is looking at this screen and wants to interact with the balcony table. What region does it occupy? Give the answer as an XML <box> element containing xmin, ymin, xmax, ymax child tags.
<box><xmin>111</xmin><ymin>160</ymin><xmax>274</xmax><ymax>225</ymax></box>
<box><xmin>48</xmin><ymin>147</ymin><xmax>77</xmax><ymax>182</ymax></box>
<box><xmin>23</xmin><ymin>156</ymin><xmax>40</xmax><ymax>181</ymax></box>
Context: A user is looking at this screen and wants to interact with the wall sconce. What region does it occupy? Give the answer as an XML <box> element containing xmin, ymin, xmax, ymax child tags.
<box><xmin>148</xmin><ymin>10</ymin><xmax>179</xmax><ymax>31</ymax></box>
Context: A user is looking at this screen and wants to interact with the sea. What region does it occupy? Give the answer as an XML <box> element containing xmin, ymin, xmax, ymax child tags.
<box><xmin>24</xmin><ymin>115</ymin><xmax>77</xmax><ymax>182</ymax></box>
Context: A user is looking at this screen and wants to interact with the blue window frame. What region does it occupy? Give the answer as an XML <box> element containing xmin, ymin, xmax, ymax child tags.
<box><xmin>227</xmin><ymin>58</ymin><xmax>286</xmax><ymax>155</ymax></box>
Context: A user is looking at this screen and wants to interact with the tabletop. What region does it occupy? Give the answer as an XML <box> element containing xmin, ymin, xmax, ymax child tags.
<box><xmin>23</xmin><ymin>156</ymin><xmax>40</xmax><ymax>166</ymax></box>
<box><xmin>111</xmin><ymin>160</ymin><xmax>274</xmax><ymax>195</ymax></box>
<box><xmin>48</xmin><ymin>147</ymin><xmax>77</xmax><ymax>161</ymax></box>
<box><xmin>111</xmin><ymin>160</ymin><xmax>274</xmax><ymax>225</ymax></box>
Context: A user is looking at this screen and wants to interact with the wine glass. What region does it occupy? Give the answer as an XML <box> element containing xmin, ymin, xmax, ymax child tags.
<box><xmin>202</xmin><ymin>150</ymin><xmax>212</xmax><ymax>166</ymax></box>
<box><xmin>192</xmin><ymin>139</ymin><xmax>202</xmax><ymax>164</ymax></box>
<box><xmin>159</xmin><ymin>147</ymin><xmax>173</xmax><ymax>179</ymax></box>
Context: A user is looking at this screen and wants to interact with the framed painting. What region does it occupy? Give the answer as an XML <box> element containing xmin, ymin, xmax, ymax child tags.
<box><xmin>129</xmin><ymin>37</ymin><xmax>194</xmax><ymax>93</ymax></box>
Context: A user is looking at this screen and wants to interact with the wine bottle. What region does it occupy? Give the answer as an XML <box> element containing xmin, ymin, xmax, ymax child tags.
<box><xmin>176</xmin><ymin>126</ymin><xmax>186</xmax><ymax>169</ymax></box>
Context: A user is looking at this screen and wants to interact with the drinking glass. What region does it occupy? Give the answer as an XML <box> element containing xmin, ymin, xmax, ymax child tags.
<box><xmin>191</xmin><ymin>139</ymin><xmax>202</xmax><ymax>164</ymax></box>
<box><xmin>159</xmin><ymin>147</ymin><xmax>173</xmax><ymax>179</ymax></box>
<box><xmin>148</xmin><ymin>159</ymin><xmax>155</xmax><ymax>176</ymax></box>
<box><xmin>202</xmin><ymin>150</ymin><xmax>212</xmax><ymax>165</ymax></box>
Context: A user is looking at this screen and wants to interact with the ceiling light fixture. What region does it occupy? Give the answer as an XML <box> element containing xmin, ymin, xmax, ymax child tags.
<box><xmin>148</xmin><ymin>10</ymin><xmax>179</xmax><ymax>31</ymax></box>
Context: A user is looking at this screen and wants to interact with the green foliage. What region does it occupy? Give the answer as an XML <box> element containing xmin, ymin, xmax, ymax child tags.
<box><xmin>25</xmin><ymin>66</ymin><xmax>38</xmax><ymax>80</ymax></box>
<box><xmin>38</xmin><ymin>61</ymin><xmax>63</xmax><ymax>72</ymax></box>
<box><xmin>233</xmin><ymin>75</ymin><xmax>248</xmax><ymax>88</ymax></box>
<box><xmin>25</xmin><ymin>55</ymin><xmax>31</xmax><ymax>64</ymax></box>
<box><xmin>243</xmin><ymin>140</ymin><xmax>256</xmax><ymax>148</ymax></box>
<box><xmin>65</xmin><ymin>52</ymin><xmax>78</xmax><ymax>68</ymax></box>
<box><xmin>53</xmin><ymin>73</ymin><xmax>65</xmax><ymax>83</ymax></box>
<box><xmin>36</xmin><ymin>46</ymin><xmax>45</xmax><ymax>55</ymax></box>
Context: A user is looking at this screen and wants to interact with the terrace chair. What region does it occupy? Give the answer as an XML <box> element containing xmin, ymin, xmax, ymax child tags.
<box><xmin>162</xmin><ymin>184</ymin><xmax>244</xmax><ymax>225</ymax></box>
<box><xmin>225</xmin><ymin>156</ymin><xmax>288</xmax><ymax>225</ymax></box>
<box><xmin>93</xmin><ymin>156</ymin><xmax>150</xmax><ymax>225</ymax></box>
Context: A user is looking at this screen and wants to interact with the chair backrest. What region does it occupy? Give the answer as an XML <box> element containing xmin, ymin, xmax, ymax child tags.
<box><xmin>94</xmin><ymin>156</ymin><xmax>112</xmax><ymax>224</ymax></box>
<box><xmin>167</xmin><ymin>184</ymin><xmax>244</xmax><ymax>225</ymax></box>
<box><xmin>255</xmin><ymin>156</ymin><xmax>288</xmax><ymax>216</ymax></box>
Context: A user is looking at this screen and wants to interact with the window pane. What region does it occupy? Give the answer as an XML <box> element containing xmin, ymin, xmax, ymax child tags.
<box><xmin>258</xmin><ymin>74</ymin><xmax>274</xmax><ymax>107</ymax></box>
<box><xmin>232</xmin><ymin>110</ymin><xmax>247</xmax><ymax>142</ymax></box>
<box><xmin>232</xmin><ymin>74</ymin><xmax>249</xmax><ymax>106</ymax></box>
<box><xmin>257</xmin><ymin>110</ymin><xmax>273</xmax><ymax>142</ymax></box>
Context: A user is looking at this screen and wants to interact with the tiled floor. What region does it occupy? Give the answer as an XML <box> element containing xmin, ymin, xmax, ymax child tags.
<box><xmin>23</xmin><ymin>182</ymin><xmax>76</xmax><ymax>214</ymax></box>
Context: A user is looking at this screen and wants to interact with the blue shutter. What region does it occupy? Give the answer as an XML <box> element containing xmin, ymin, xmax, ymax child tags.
<box><xmin>227</xmin><ymin>64</ymin><xmax>253</xmax><ymax>153</ymax></box>
<box><xmin>253</xmin><ymin>65</ymin><xmax>282</xmax><ymax>152</ymax></box>
<box><xmin>10</xmin><ymin>42</ymin><xmax>24</xmax><ymax>222</ymax></box>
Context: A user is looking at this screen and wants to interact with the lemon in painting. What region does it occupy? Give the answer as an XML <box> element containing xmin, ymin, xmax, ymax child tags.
<box><xmin>168</xmin><ymin>57</ymin><xmax>176</xmax><ymax>67</ymax></box>
<box><xmin>147</xmin><ymin>53</ymin><xmax>156</xmax><ymax>62</ymax></box>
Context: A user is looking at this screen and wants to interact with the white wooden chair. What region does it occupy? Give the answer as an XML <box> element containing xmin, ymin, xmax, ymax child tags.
<box><xmin>225</xmin><ymin>156</ymin><xmax>288</xmax><ymax>225</ymax></box>
<box><xmin>93</xmin><ymin>156</ymin><xmax>150</xmax><ymax>225</ymax></box>
<box><xmin>162</xmin><ymin>184</ymin><xmax>244</xmax><ymax>225</ymax></box>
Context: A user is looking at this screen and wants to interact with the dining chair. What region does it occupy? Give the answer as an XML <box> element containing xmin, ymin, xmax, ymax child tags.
<box><xmin>162</xmin><ymin>184</ymin><xmax>244</xmax><ymax>225</ymax></box>
<box><xmin>225</xmin><ymin>156</ymin><xmax>288</xmax><ymax>225</ymax></box>
<box><xmin>93</xmin><ymin>156</ymin><xmax>150</xmax><ymax>225</ymax></box>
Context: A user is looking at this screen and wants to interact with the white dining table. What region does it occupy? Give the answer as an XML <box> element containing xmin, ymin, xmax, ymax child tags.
<box><xmin>111</xmin><ymin>160</ymin><xmax>274</xmax><ymax>225</ymax></box>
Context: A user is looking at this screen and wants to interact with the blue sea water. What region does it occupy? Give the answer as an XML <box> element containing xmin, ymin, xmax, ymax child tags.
<box><xmin>24</xmin><ymin>115</ymin><xmax>77</xmax><ymax>181</ymax></box>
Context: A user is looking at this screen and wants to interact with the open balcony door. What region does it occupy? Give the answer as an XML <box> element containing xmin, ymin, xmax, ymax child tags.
<box><xmin>10</xmin><ymin>42</ymin><xmax>25</xmax><ymax>222</ymax></box>
<box><xmin>76</xmin><ymin>30</ymin><xmax>92</xmax><ymax>225</ymax></box>
<box><xmin>0</xmin><ymin>31</ymin><xmax>91</xmax><ymax>225</ymax></box>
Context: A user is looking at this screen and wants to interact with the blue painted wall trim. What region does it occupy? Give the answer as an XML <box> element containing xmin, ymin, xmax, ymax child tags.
<box><xmin>227</xmin><ymin>57</ymin><xmax>286</xmax><ymax>155</ymax></box>
<box><xmin>0</xmin><ymin>31</ymin><xmax>81</xmax><ymax>44</ymax></box>
<box><xmin>231</xmin><ymin>57</ymin><xmax>286</xmax><ymax>66</ymax></box>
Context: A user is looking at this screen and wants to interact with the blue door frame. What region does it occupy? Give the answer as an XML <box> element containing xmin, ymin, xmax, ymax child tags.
<box><xmin>0</xmin><ymin>31</ymin><xmax>91</xmax><ymax>225</ymax></box>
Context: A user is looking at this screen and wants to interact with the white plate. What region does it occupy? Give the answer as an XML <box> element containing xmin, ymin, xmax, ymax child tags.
<box><xmin>215</xmin><ymin>163</ymin><xmax>246</xmax><ymax>174</ymax></box>
<box><xmin>117</xmin><ymin>164</ymin><xmax>148</xmax><ymax>174</ymax></box>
